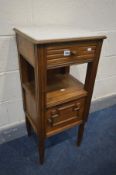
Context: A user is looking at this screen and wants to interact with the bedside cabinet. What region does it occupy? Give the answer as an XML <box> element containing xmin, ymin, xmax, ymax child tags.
<box><xmin>14</xmin><ymin>26</ymin><xmax>106</xmax><ymax>164</ymax></box>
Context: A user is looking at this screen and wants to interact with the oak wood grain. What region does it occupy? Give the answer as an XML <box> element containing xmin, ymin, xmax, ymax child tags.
<box><xmin>46</xmin><ymin>98</ymin><xmax>85</xmax><ymax>137</ymax></box>
<box><xmin>15</xmin><ymin>29</ymin><xmax>106</xmax><ymax>164</ymax></box>
<box><xmin>47</xmin><ymin>74</ymin><xmax>87</xmax><ymax>108</ymax></box>
<box><xmin>46</xmin><ymin>41</ymin><xmax>98</xmax><ymax>69</ymax></box>
<box><xmin>16</xmin><ymin>35</ymin><xmax>35</xmax><ymax>66</ymax></box>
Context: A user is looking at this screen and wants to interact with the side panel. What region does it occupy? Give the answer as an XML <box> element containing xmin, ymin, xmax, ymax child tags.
<box><xmin>16</xmin><ymin>35</ymin><xmax>35</xmax><ymax>67</ymax></box>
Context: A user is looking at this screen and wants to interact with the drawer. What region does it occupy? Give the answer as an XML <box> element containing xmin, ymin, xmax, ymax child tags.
<box><xmin>46</xmin><ymin>98</ymin><xmax>85</xmax><ymax>136</ymax></box>
<box><xmin>46</xmin><ymin>41</ymin><xmax>97</xmax><ymax>68</ymax></box>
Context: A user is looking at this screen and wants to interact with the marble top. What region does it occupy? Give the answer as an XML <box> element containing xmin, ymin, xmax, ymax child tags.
<box><xmin>14</xmin><ymin>25</ymin><xmax>106</xmax><ymax>44</ymax></box>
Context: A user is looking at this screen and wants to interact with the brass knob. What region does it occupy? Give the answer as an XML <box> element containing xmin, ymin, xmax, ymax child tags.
<box><xmin>74</xmin><ymin>103</ymin><xmax>80</xmax><ymax>111</ymax></box>
<box><xmin>48</xmin><ymin>110</ymin><xmax>59</xmax><ymax>126</ymax></box>
<box><xmin>48</xmin><ymin>118</ymin><xmax>52</xmax><ymax>124</ymax></box>
<box><xmin>71</xmin><ymin>51</ymin><xmax>77</xmax><ymax>55</ymax></box>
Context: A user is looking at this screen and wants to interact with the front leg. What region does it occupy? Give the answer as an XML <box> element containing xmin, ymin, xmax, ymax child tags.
<box><xmin>77</xmin><ymin>123</ymin><xmax>85</xmax><ymax>146</ymax></box>
<box><xmin>38</xmin><ymin>137</ymin><xmax>45</xmax><ymax>164</ymax></box>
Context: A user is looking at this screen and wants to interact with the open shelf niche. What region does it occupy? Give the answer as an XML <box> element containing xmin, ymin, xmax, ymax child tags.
<box><xmin>22</xmin><ymin>60</ymin><xmax>87</xmax><ymax>109</ymax></box>
<box><xmin>47</xmin><ymin>68</ymin><xmax>87</xmax><ymax>108</ymax></box>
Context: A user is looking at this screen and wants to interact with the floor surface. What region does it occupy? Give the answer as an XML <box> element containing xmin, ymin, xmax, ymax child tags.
<box><xmin>0</xmin><ymin>105</ymin><xmax>116</xmax><ymax>175</ymax></box>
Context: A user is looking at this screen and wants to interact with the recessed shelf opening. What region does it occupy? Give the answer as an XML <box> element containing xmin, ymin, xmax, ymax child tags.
<box><xmin>20</xmin><ymin>56</ymin><xmax>35</xmax><ymax>97</ymax></box>
<box><xmin>22</xmin><ymin>63</ymin><xmax>88</xmax><ymax>108</ymax></box>
<box><xmin>22</xmin><ymin>64</ymin><xmax>88</xmax><ymax>108</ymax></box>
<box><xmin>46</xmin><ymin>67</ymin><xmax>87</xmax><ymax>108</ymax></box>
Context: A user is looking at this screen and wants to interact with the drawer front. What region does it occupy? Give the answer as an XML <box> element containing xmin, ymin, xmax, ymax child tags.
<box><xmin>46</xmin><ymin>98</ymin><xmax>85</xmax><ymax>135</ymax></box>
<box><xmin>46</xmin><ymin>42</ymin><xmax>97</xmax><ymax>68</ymax></box>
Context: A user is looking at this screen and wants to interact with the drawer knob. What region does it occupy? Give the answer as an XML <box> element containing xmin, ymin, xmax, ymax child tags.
<box><xmin>74</xmin><ymin>107</ymin><xmax>80</xmax><ymax>111</ymax></box>
<box><xmin>51</xmin><ymin>114</ymin><xmax>59</xmax><ymax>119</ymax></box>
<box><xmin>64</xmin><ymin>50</ymin><xmax>77</xmax><ymax>56</ymax></box>
<box><xmin>48</xmin><ymin>118</ymin><xmax>52</xmax><ymax>124</ymax></box>
<box><xmin>48</xmin><ymin>112</ymin><xmax>59</xmax><ymax>126</ymax></box>
<box><xmin>71</xmin><ymin>51</ymin><xmax>77</xmax><ymax>55</ymax></box>
<box><xmin>74</xmin><ymin>103</ymin><xmax>80</xmax><ymax>111</ymax></box>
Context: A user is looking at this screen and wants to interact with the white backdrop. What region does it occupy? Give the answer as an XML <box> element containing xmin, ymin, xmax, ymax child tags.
<box><xmin>0</xmin><ymin>0</ymin><xmax>116</xmax><ymax>128</ymax></box>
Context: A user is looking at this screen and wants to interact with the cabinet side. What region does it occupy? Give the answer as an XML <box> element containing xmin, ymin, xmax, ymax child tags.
<box><xmin>16</xmin><ymin>34</ymin><xmax>35</xmax><ymax>67</ymax></box>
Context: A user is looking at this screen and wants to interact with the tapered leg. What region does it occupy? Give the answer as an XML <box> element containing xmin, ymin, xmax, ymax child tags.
<box><xmin>25</xmin><ymin>116</ymin><xmax>32</xmax><ymax>137</ymax></box>
<box><xmin>77</xmin><ymin>123</ymin><xmax>85</xmax><ymax>146</ymax></box>
<box><xmin>38</xmin><ymin>138</ymin><xmax>45</xmax><ymax>164</ymax></box>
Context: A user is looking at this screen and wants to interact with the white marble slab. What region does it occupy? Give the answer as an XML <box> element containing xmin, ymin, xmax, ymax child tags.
<box><xmin>14</xmin><ymin>25</ymin><xmax>106</xmax><ymax>43</ymax></box>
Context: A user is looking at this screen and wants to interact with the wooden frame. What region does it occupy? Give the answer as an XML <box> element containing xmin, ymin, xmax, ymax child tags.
<box><xmin>15</xmin><ymin>28</ymin><xmax>106</xmax><ymax>164</ymax></box>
